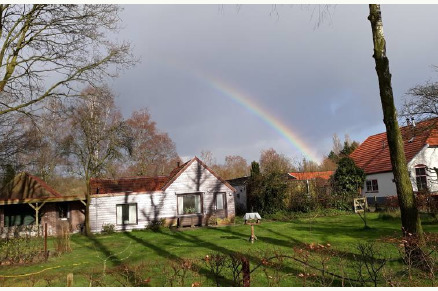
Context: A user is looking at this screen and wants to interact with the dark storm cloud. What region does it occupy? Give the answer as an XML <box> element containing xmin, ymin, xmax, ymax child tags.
<box><xmin>111</xmin><ymin>4</ymin><xmax>438</xmax><ymax>163</ymax></box>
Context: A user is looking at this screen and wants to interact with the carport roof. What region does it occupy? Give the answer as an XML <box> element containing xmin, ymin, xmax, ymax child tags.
<box><xmin>0</xmin><ymin>172</ymin><xmax>84</xmax><ymax>205</ymax></box>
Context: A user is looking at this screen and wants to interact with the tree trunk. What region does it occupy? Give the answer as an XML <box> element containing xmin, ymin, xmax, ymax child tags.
<box><xmin>85</xmin><ymin>177</ymin><xmax>92</xmax><ymax>236</ymax></box>
<box><xmin>368</xmin><ymin>5</ymin><xmax>424</xmax><ymax>242</ymax></box>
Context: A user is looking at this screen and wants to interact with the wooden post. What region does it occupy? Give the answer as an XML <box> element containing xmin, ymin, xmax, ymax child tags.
<box><xmin>67</xmin><ymin>273</ymin><xmax>74</xmax><ymax>287</ymax></box>
<box><xmin>249</xmin><ymin>223</ymin><xmax>257</xmax><ymax>243</ymax></box>
<box><xmin>44</xmin><ymin>222</ymin><xmax>48</xmax><ymax>259</ymax></box>
<box><xmin>35</xmin><ymin>203</ymin><xmax>39</xmax><ymax>228</ymax></box>
<box><xmin>242</xmin><ymin>256</ymin><xmax>250</xmax><ymax>287</ymax></box>
<box><xmin>28</xmin><ymin>202</ymin><xmax>46</xmax><ymax>234</ymax></box>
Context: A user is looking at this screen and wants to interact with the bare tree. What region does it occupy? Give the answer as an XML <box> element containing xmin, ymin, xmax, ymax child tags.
<box><xmin>0</xmin><ymin>112</ymin><xmax>27</xmax><ymax>184</ymax></box>
<box><xmin>402</xmin><ymin>81</ymin><xmax>438</xmax><ymax>121</ymax></box>
<box><xmin>0</xmin><ymin>4</ymin><xmax>134</xmax><ymax>116</ymax></box>
<box><xmin>368</xmin><ymin>5</ymin><xmax>424</xmax><ymax>243</ymax></box>
<box><xmin>332</xmin><ymin>133</ymin><xmax>342</xmax><ymax>155</ymax></box>
<box><xmin>210</xmin><ymin>155</ymin><xmax>249</xmax><ymax>180</ymax></box>
<box><xmin>124</xmin><ymin>108</ymin><xmax>180</xmax><ymax>177</ymax></box>
<box><xmin>16</xmin><ymin>100</ymin><xmax>69</xmax><ymax>182</ymax></box>
<box><xmin>200</xmin><ymin>150</ymin><xmax>216</xmax><ymax>167</ymax></box>
<box><xmin>259</xmin><ymin>148</ymin><xmax>293</xmax><ymax>174</ymax></box>
<box><xmin>63</xmin><ymin>86</ymin><xmax>131</xmax><ymax>236</ymax></box>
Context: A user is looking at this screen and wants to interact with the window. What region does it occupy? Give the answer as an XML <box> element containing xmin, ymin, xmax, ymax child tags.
<box><xmin>366</xmin><ymin>179</ymin><xmax>379</xmax><ymax>192</ymax></box>
<box><xmin>415</xmin><ymin>166</ymin><xmax>428</xmax><ymax>191</ymax></box>
<box><xmin>58</xmin><ymin>203</ymin><xmax>69</xmax><ymax>219</ymax></box>
<box><xmin>216</xmin><ymin>193</ymin><xmax>224</xmax><ymax>210</ymax></box>
<box><xmin>116</xmin><ymin>203</ymin><xmax>137</xmax><ymax>225</ymax></box>
<box><xmin>177</xmin><ymin>194</ymin><xmax>201</xmax><ymax>215</ymax></box>
<box><xmin>4</xmin><ymin>204</ymin><xmax>35</xmax><ymax>227</ymax></box>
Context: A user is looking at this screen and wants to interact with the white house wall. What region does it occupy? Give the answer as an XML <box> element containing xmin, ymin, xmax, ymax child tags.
<box><xmin>361</xmin><ymin>146</ymin><xmax>438</xmax><ymax>198</ymax></box>
<box><xmin>361</xmin><ymin>172</ymin><xmax>397</xmax><ymax>198</ymax></box>
<box><xmin>165</xmin><ymin>159</ymin><xmax>235</xmax><ymax>218</ymax></box>
<box><xmin>89</xmin><ymin>191</ymin><xmax>172</xmax><ymax>232</ymax></box>
<box><xmin>408</xmin><ymin>146</ymin><xmax>438</xmax><ymax>192</ymax></box>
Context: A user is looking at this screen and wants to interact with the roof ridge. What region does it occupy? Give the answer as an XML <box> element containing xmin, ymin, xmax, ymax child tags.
<box><xmin>92</xmin><ymin>175</ymin><xmax>169</xmax><ymax>181</ymax></box>
<box><xmin>288</xmin><ymin>170</ymin><xmax>334</xmax><ymax>174</ymax></box>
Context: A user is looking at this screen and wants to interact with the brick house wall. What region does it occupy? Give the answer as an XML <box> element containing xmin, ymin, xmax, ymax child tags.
<box><xmin>40</xmin><ymin>202</ymin><xmax>85</xmax><ymax>235</ymax></box>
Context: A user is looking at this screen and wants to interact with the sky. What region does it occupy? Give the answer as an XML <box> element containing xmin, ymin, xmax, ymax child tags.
<box><xmin>109</xmin><ymin>4</ymin><xmax>438</xmax><ymax>164</ymax></box>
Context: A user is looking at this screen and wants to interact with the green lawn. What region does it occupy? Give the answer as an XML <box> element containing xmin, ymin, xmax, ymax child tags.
<box><xmin>1</xmin><ymin>213</ymin><xmax>437</xmax><ymax>287</ymax></box>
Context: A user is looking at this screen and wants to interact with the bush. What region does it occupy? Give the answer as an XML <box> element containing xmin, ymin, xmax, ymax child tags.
<box><xmin>101</xmin><ymin>223</ymin><xmax>115</xmax><ymax>235</ymax></box>
<box><xmin>147</xmin><ymin>218</ymin><xmax>166</xmax><ymax>231</ymax></box>
<box><xmin>383</xmin><ymin>196</ymin><xmax>399</xmax><ymax>211</ymax></box>
<box><xmin>377</xmin><ymin>211</ymin><xmax>400</xmax><ymax>221</ymax></box>
<box><xmin>0</xmin><ymin>233</ymin><xmax>45</xmax><ymax>265</ymax></box>
<box><xmin>264</xmin><ymin>209</ymin><xmax>351</xmax><ymax>222</ymax></box>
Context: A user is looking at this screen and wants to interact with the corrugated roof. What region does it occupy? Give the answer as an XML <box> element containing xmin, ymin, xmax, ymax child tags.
<box><xmin>288</xmin><ymin>171</ymin><xmax>334</xmax><ymax>181</ymax></box>
<box><xmin>350</xmin><ymin>117</ymin><xmax>438</xmax><ymax>174</ymax></box>
<box><xmin>227</xmin><ymin>176</ymin><xmax>250</xmax><ymax>186</ymax></box>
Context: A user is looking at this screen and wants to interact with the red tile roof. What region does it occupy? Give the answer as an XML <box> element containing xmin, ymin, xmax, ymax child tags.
<box><xmin>350</xmin><ymin>118</ymin><xmax>438</xmax><ymax>174</ymax></box>
<box><xmin>288</xmin><ymin>171</ymin><xmax>334</xmax><ymax>181</ymax></box>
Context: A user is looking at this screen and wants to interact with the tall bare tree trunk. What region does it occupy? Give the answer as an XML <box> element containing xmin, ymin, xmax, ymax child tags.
<box><xmin>85</xmin><ymin>177</ymin><xmax>92</xmax><ymax>236</ymax></box>
<box><xmin>368</xmin><ymin>5</ymin><xmax>424</xmax><ymax>242</ymax></box>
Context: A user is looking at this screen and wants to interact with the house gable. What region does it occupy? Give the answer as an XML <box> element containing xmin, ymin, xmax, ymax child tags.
<box><xmin>162</xmin><ymin>157</ymin><xmax>235</xmax><ymax>192</ymax></box>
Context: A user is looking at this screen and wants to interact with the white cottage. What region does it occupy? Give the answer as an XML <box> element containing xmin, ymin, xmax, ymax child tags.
<box><xmin>89</xmin><ymin>157</ymin><xmax>236</xmax><ymax>232</ymax></box>
<box><xmin>350</xmin><ymin>117</ymin><xmax>438</xmax><ymax>203</ymax></box>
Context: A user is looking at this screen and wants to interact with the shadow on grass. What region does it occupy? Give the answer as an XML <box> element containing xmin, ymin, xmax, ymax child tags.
<box><xmin>73</xmin><ymin>234</ymin><xmax>142</xmax><ymax>286</ymax></box>
<box><xmin>122</xmin><ymin>226</ymin><xmax>310</xmax><ymax>286</ymax></box>
<box><xmin>122</xmin><ymin>230</ymin><xmax>238</xmax><ymax>286</ymax></box>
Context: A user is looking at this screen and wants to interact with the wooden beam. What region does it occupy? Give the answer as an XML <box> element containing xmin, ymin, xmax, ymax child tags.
<box><xmin>27</xmin><ymin>202</ymin><xmax>46</xmax><ymax>228</ymax></box>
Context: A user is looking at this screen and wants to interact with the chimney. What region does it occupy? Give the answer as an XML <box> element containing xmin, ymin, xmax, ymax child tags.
<box><xmin>408</xmin><ymin>117</ymin><xmax>416</xmax><ymax>142</ymax></box>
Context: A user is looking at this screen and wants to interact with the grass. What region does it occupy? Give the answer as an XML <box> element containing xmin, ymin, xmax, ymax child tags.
<box><xmin>0</xmin><ymin>212</ymin><xmax>437</xmax><ymax>287</ymax></box>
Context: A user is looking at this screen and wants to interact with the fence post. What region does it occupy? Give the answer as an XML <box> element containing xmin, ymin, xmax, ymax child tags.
<box><xmin>242</xmin><ymin>256</ymin><xmax>250</xmax><ymax>287</ymax></box>
<box><xmin>67</xmin><ymin>273</ymin><xmax>74</xmax><ymax>287</ymax></box>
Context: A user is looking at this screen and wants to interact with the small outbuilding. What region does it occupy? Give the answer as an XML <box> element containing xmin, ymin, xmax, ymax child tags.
<box><xmin>0</xmin><ymin>172</ymin><xmax>85</xmax><ymax>237</ymax></box>
<box><xmin>89</xmin><ymin>157</ymin><xmax>236</xmax><ymax>232</ymax></box>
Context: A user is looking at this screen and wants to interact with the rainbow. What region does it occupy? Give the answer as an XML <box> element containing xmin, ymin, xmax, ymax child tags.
<box><xmin>206</xmin><ymin>77</ymin><xmax>320</xmax><ymax>162</ymax></box>
<box><xmin>161</xmin><ymin>60</ymin><xmax>320</xmax><ymax>162</ymax></box>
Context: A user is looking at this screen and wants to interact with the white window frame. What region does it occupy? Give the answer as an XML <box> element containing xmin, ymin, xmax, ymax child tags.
<box><xmin>415</xmin><ymin>165</ymin><xmax>428</xmax><ymax>191</ymax></box>
<box><xmin>365</xmin><ymin>179</ymin><xmax>379</xmax><ymax>193</ymax></box>
<box><xmin>116</xmin><ymin>203</ymin><xmax>138</xmax><ymax>225</ymax></box>
<box><xmin>215</xmin><ymin>192</ymin><xmax>225</xmax><ymax>210</ymax></box>
<box><xmin>177</xmin><ymin>193</ymin><xmax>202</xmax><ymax>215</ymax></box>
